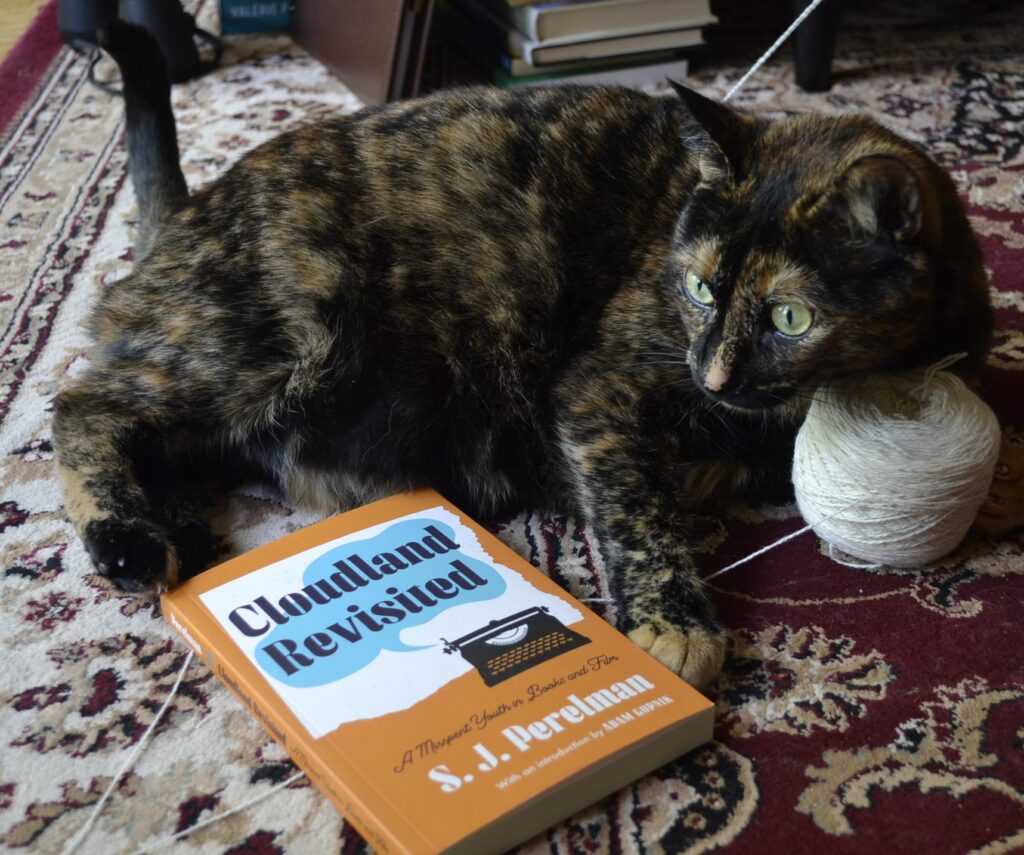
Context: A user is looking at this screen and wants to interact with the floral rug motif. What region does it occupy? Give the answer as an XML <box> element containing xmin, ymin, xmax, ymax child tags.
<box><xmin>0</xmin><ymin>1</ymin><xmax>1021</xmax><ymax>853</ymax></box>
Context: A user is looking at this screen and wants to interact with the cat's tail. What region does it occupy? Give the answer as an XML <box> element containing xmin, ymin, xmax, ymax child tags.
<box><xmin>99</xmin><ymin>20</ymin><xmax>189</xmax><ymax>256</ymax></box>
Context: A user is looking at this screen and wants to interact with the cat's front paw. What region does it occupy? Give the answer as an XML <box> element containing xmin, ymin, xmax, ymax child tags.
<box><xmin>83</xmin><ymin>518</ymin><xmax>178</xmax><ymax>592</ymax></box>
<box><xmin>628</xmin><ymin>620</ymin><xmax>726</xmax><ymax>689</ymax></box>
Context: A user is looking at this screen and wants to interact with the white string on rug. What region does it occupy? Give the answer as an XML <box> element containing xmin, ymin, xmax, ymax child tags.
<box><xmin>59</xmin><ymin>4</ymin><xmax>835</xmax><ymax>852</ymax></box>
<box><xmin>824</xmin><ymin>541</ymin><xmax>882</xmax><ymax>570</ymax></box>
<box><xmin>62</xmin><ymin>651</ymin><xmax>195</xmax><ymax>855</ymax></box>
<box><xmin>125</xmin><ymin>772</ymin><xmax>307</xmax><ymax>855</ymax></box>
<box><xmin>703</xmin><ymin>496</ymin><xmax>863</xmax><ymax>583</ymax></box>
<box><xmin>722</xmin><ymin>0</ymin><xmax>830</xmax><ymax>102</ymax></box>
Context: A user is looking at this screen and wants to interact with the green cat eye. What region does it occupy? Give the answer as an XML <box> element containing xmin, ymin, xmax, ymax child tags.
<box><xmin>684</xmin><ymin>270</ymin><xmax>714</xmax><ymax>306</ymax></box>
<box><xmin>770</xmin><ymin>302</ymin><xmax>814</xmax><ymax>337</ymax></box>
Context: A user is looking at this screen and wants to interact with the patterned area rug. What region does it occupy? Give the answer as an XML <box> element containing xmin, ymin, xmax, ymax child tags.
<box><xmin>1</xmin><ymin>1</ymin><xmax>1022</xmax><ymax>852</ymax></box>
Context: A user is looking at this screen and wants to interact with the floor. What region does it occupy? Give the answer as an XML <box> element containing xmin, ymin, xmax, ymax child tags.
<box><xmin>0</xmin><ymin>0</ymin><xmax>49</xmax><ymax>61</ymax></box>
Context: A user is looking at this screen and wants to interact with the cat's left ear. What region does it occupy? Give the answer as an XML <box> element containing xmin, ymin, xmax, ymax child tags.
<box><xmin>669</xmin><ymin>81</ymin><xmax>751</xmax><ymax>182</ymax></box>
<box><xmin>809</xmin><ymin>155</ymin><xmax>923</xmax><ymax>242</ymax></box>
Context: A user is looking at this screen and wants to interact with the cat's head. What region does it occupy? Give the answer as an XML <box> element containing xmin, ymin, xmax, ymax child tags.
<box><xmin>665</xmin><ymin>84</ymin><xmax>991</xmax><ymax>412</ymax></box>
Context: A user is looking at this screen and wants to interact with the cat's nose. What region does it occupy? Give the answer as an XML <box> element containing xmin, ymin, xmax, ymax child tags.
<box><xmin>704</xmin><ymin>350</ymin><xmax>730</xmax><ymax>392</ymax></box>
<box><xmin>704</xmin><ymin>366</ymin><xmax>727</xmax><ymax>392</ymax></box>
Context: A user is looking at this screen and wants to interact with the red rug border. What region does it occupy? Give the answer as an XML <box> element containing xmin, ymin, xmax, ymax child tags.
<box><xmin>0</xmin><ymin>1</ymin><xmax>63</xmax><ymax>141</ymax></box>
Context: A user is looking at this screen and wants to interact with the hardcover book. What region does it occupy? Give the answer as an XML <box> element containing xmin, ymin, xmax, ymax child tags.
<box><xmin>487</xmin><ymin>0</ymin><xmax>716</xmax><ymax>44</ymax></box>
<box><xmin>161</xmin><ymin>490</ymin><xmax>713</xmax><ymax>855</ymax></box>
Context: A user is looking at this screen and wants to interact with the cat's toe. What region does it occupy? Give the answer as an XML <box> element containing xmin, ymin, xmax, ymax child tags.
<box><xmin>628</xmin><ymin>622</ymin><xmax>726</xmax><ymax>689</ymax></box>
<box><xmin>167</xmin><ymin>518</ymin><xmax>214</xmax><ymax>581</ymax></box>
<box><xmin>84</xmin><ymin>518</ymin><xmax>176</xmax><ymax>592</ymax></box>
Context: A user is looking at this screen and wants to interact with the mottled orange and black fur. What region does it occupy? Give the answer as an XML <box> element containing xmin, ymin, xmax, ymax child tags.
<box><xmin>53</xmin><ymin>22</ymin><xmax>991</xmax><ymax>687</ymax></box>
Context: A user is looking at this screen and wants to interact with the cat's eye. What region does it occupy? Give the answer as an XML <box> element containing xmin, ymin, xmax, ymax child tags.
<box><xmin>770</xmin><ymin>302</ymin><xmax>814</xmax><ymax>337</ymax></box>
<box><xmin>684</xmin><ymin>270</ymin><xmax>714</xmax><ymax>306</ymax></box>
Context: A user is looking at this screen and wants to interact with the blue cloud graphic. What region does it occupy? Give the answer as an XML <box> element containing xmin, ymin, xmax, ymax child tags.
<box><xmin>253</xmin><ymin>518</ymin><xmax>506</xmax><ymax>687</ymax></box>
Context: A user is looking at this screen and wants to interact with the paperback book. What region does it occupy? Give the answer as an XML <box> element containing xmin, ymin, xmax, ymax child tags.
<box><xmin>162</xmin><ymin>490</ymin><xmax>714</xmax><ymax>854</ymax></box>
<box><xmin>493</xmin><ymin>55</ymin><xmax>690</xmax><ymax>89</ymax></box>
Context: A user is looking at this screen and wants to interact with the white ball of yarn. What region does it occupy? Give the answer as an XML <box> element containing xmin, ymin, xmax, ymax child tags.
<box><xmin>792</xmin><ymin>367</ymin><xmax>1001</xmax><ymax>568</ymax></box>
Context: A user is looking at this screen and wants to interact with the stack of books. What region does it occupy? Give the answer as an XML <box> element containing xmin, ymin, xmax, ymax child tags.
<box><xmin>435</xmin><ymin>0</ymin><xmax>717</xmax><ymax>89</ymax></box>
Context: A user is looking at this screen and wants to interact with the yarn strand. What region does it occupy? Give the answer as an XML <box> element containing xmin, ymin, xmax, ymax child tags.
<box><xmin>126</xmin><ymin>772</ymin><xmax>307</xmax><ymax>855</ymax></box>
<box><xmin>703</xmin><ymin>496</ymin><xmax>862</xmax><ymax>582</ymax></box>
<box><xmin>722</xmin><ymin>0</ymin><xmax>830</xmax><ymax>102</ymax></box>
<box><xmin>61</xmin><ymin>651</ymin><xmax>194</xmax><ymax>855</ymax></box>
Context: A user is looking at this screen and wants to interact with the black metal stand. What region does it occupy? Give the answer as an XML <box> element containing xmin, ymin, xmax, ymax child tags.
<box><xmin>789</xmin><ymin>0</ymin><xmax>840</xmax><ymax>92</ymax></box>
<box><xmin>58</xmin><ymin>0</ymin><xmax>223</xmax><ymax>91</ymax></box>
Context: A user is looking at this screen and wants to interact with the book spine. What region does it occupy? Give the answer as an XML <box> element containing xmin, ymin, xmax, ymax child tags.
<box><xmin>447</xmin><ymin>0</ymin><xmax>525</xmax><ymax>56</ymax></box>
<box><xmin>513</xmin><ymin>5</ymin><xmax>540</xmax><ymax>41</ymax></box>
<box><xmin>525</xmin><ymin>0</ymin><xmax>716</xmax><ymax>45</ymax></box>
<box><xmin>437</xmin><ymin>0</ymin><xmax>529</xmax><ymax>73</ymax></box>
<box><xmin>161</xmin><ymin>597</ymin><xmax>414</xmax><ymax>855</ymax></box>
<box><xmin>219</xmin><ymin>0</ymin><xmax>292</xmax><ymax>34</ymax></box>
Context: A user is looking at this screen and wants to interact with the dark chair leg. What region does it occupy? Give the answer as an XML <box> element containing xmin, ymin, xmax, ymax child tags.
<box><xmin>789</xmin><ymin>0</ymin><xmax>839</xmax><ymax>92</ymax></box>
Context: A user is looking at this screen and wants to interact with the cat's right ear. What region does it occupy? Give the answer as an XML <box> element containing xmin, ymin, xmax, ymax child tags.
<box><xmin>668</xmin><ymin>81</ymin><xmax>749</xmax><ymax>183</ymax></box>
<box><xmin>798</xmin><ymin>155</ymin><xmax>923</xmax><ymax>243</ymax></box>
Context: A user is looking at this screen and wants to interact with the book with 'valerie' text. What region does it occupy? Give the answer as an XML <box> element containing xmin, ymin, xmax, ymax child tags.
<box><xmin>161</xmin><ymin>491</ymin><xmax>714</xmax><ymax>854</ymax></box>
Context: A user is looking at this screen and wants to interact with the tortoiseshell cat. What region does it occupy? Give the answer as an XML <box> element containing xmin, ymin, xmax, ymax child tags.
<box><xmin>53</xmin><ymin>22</ymin><xmax>991</xmax><ymax>687</ymax></box>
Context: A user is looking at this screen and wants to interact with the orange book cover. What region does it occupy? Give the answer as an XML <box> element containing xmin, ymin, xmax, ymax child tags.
<box><xmin>161</xmin><ymin>490</ymin><xmax>714</xmax><ymax>854</ymax></box>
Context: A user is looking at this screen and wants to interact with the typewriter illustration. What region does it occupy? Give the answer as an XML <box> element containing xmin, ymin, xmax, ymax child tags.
<box><xmin>442</xmin><ymin>607</ymin><xmax>590</xmax><ymax>687</ymax></box>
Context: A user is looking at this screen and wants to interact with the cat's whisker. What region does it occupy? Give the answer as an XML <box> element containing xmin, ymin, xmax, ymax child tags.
<box><xmin>635</xmin><ymin>350</ymin><xmax>692</xmax><ymax>360</ymax></box>
<box><xmin>590</xmin><ymin>358</ymin><xmax>694</xmax><ymax>385</ymax></box>
<box><xmin>784</xmin><ymin>390</ymin><xmax>847</xmax><ymax>416</ymax></box>
<box><xmin>630</xmin><ymin>362</ymin><xmax>692</xmax><ymax>372</ymax></box>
